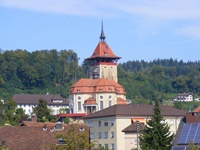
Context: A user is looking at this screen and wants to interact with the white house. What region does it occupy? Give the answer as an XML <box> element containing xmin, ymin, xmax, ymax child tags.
<box><xmin>172</xmin><ymin>93</ymin><xmax>193</xmax><ymax>102</ymax></box>
<box><xmin>12</xmin><ymin>94</ymin><xmax>69</xmax><ymax>115</ymax></box>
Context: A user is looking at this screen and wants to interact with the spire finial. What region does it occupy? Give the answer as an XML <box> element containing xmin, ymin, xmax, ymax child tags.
<box><xmin>99</xmin><ymin>20</ymin><xmax>106</xmax><ymax>42</ymax></box>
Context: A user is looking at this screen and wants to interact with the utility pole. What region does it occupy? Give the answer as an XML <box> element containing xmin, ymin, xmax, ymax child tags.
<box><xmin>136</xmin><ymin>121</ymin><xmax>140</xmax><ymax>150</ymax></box>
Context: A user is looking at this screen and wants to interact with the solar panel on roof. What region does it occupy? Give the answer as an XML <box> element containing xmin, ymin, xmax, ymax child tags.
<box><xmin>194</xmin><ymin>123</ymin><xmax>200</xmax><ymax>143</ymax></box>
<box><xmin>173</xmin><ymin>146</ymin><xmax>187</xmax><ymax>150</ymax></box>
<box><xmin>172</xmin><ymin>147</ymin><xmax>187</xmax><ymax>150</ymax></box>
<box><xmin>178</xmin><ymin>123</ymin><xmax>200</xmax><ymax>145</ymax></box>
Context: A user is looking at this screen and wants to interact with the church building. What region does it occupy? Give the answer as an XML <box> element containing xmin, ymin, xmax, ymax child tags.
<box><xmin>68</xmin><ymin>22</ymin><xmax>127</xmax><ymax>114</ymax></box>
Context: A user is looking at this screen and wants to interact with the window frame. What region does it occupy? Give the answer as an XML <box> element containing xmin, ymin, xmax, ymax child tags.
<box><xmin>78</xmin><ymin>101</ymin><xmax>81</xmax><ymax>111</ymax></box>
<box><xmin>104</xmin><ymin>132</ymin><xmax>108</xmax><ymax>139</ymax></box>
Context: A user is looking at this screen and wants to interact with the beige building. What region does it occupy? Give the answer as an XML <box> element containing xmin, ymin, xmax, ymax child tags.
<box><xmin>84</xmin><ymin>104</ymin><xmax>187</xmax><ymax>150</ymax></box>
<box><xmin>68</xmin><ymin>22</ymin><xmax>127</xmax><ymax>115</ymax></box>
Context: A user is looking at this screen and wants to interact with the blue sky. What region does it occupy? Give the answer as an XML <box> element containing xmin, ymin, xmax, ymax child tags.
<box><xmin>0</xmin><ymin>0</ymin><xmax>200</xmax><ymax>65</ymax></box>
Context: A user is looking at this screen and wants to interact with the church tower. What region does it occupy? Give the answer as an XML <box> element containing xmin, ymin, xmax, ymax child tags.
<box><xmin>85</xmin><ymin>21</ymin><xmax>121</xmax><ymax>82</ymax></box>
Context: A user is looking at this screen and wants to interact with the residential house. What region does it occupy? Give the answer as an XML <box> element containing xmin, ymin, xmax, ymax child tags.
<box><xmin>122</xmin><ymin>121</ymin><xmax>145</xmax><ymax>150</ymax></box>
<box><xmin>0</xmin><ymin>121</ymin><xmax>89</xmax><ymax>150</ymax></box>
<box><xmin>12</xmin><ymin>94</ymin><xmax>68</xmax><ymax>116</ymax></box>
<box><xmin>84</xmin><ymin>104</ymin><xmax>187</xmax><ymax>150</ymax></box>
<box><xmin>68</xmin><ymin>22</ymin><xmax>127</xmax><ymax>115</ymax></box>
<box><xmin>172</xmin><ymin>106</ymin><xmax>200</xmax><ymax>149</ymax></box>
<box><xmin>172</xmin><ymin>93</ymin><xmax>193</xmax><ymax>102</ymax></box>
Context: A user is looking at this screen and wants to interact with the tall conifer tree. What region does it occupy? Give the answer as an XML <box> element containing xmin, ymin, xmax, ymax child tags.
<box><xmin>139</xmin><ymin>100</ymin><xmax>174</xmax><ymax>150</ymax></box>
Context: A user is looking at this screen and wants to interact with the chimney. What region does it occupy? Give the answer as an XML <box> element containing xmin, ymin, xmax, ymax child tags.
<box><xmin>31</xmin><ymin>113</ymin><xmax>37</xmax><ymax>122</ymax></box>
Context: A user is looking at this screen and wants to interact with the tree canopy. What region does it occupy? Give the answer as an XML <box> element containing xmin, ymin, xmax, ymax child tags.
<box><xmin>0</xmin><ymin>49</ymin><xmax>200</xmax><ymax>107</ymax></box>
<box><xmin>3</xmin><ymin>99</ymin><xmax>27</xmax><ymax>126</ymax></box>
<box><xmin>32</xmin><ymin>99</ymin><xmax>56</xmax><ymax>122</ymax></box>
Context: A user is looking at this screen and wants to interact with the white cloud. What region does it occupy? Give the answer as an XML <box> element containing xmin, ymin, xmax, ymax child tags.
<box><xmin>1</xmin><ymin>0</ymin><xmax>200</xmax><ymax>39</ymax></box>
<box><xmin>1</xmin><ymin>0</ymin><xmax>200</xmax><ymax>20</ymax></box>
<box><xmin>113</xmin><ymin>0</ymin><xmax>200</xmax><ymax>20</ymax></box>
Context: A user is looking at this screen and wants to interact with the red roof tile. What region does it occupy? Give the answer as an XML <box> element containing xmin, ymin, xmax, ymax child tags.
<box><xmin>85</xmin><ymin>42</ymin><xmax>121</xmax><ymax>60</ymax></box>
<box><xmin>69</xmin><ymin>78</ymin><xmax>125</xmax><ymax>94</ymax></box>
<box><xmin>19</xmin><ymin>121</ymin><xmax>68</xmax><ymax>127</ymax></box>
<box><xmin>193</xmin><ymin>106</ymin><xmax>200</xmax><ymax>112</ymax></box>
<box><xmin>84</xmin><ymin>97</ymin><xmax>97</xmax><ymax>105</ymax></box>
<box><xmin>117</xmin><ymin>97</ymin><xmax>127</xmax><ymax>104</ymax></box>
<box><xmin>0</xmin><ymin>124</ymin><xmax>89</xmax><ymax>150</ymax></box>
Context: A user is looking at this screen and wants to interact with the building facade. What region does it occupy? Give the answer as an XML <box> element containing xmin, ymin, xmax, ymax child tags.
<box><xmin>84</xmin><ymin>104</ymin><xmax>187</xmax><ymax>150</ymax></box>
<box><xmin>12</xmin><ymin>94</ymin><xmax>68</xmax><ymax>116</ymax></box>
<box><xmin>172</xmin><ymin>93</ymin><xmax>193</xmax><ymax>102</ymax></box>
<box><xmin>68</xmin><ymin>22</ymin><xmax>127</xmax><ymax>115</ymax></box>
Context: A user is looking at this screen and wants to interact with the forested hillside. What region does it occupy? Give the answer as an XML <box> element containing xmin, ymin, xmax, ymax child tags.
<box><xmin>118</xmin><ymin>59</ymin><xmax>200</xmax><ymax>103</ymax></box>
<box><xmin>0</xmin><ymin>49</ymin><xmax>86</xmax><ymax>99</ymax></box>
<box><xmin>0</xmin><ymin>49</ymin><xmax>200</xmax><ymax>104</ymax></box>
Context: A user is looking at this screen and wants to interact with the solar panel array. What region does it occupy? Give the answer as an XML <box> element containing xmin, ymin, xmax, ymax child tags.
<box><xmin>178</xmin><ymin>123</ymin><xmax>200</xmax><ymax>144</ymax></box>
<box><xmin>172</xmin><ymin>147</ymin><xmax>187</xmax><ymax>150</ymax></box>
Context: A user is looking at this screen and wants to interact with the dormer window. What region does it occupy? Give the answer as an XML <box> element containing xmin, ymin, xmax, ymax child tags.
<box><xmin>99</xmin><ymin>89</ymin><xmax>102</xmax><ymax>91</ymax></box>
<box><xmin>77</xmin><ymin>90</ymin><xmax>80</xmax><ymax>92</ymax></box>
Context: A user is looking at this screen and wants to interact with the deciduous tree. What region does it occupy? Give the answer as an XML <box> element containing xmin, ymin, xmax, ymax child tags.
<box><xmin>33</xmin><ymin>99</ymin><xmax>55</xmax><ymax>122</ymax></box>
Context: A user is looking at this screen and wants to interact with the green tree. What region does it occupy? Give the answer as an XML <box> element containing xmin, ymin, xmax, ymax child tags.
<box><xmin>0</xmin><ymin>101</ymin><xmax>4</xmax><ymax>126</ymax></box>
<box><xmin>139</xmin><ymin>100</ymin><xmax>174</xmax><ymax>150</ymax></box>
<box><xmin>33</xmin><ymin>99</ymin><xmax>55</xmax><ymax>122</ymax></box>
<box><xmin>63</xmin><ymin>116</ymin><xmax>70</xmax><ymax>124</ymax></box>
<box><xmin>14</xmin><ymin>108</ymin><xmax>28</xmax><ymax>124</ymax></box>
<box><xmin>4</xmin><ymin>99</ymin><xmax>17</xmax><ymax>125</ymax></box>
<box><xmin>50</xmin><ymin>124</ymin><xmax>98</xmax><ymax>150</ymax></box>
<box><xmin>3</xmin><ymin>99</ymin><xmax>27</xmax><ymax>126</ymax></box>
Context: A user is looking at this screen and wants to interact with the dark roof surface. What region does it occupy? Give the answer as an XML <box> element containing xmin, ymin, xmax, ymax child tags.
<box><xmin>84</xmin><ymin>104</ymin><xmax>187</xmax><ymax>119</ymax></box>
<box><xmin>12</xmin><ymin>94</ymin><xmax>68</xmax><ymax>105</ymax></box>
<box><xmin>122</xmin><ymin>121</ymin><xmax>145</xmax><ymax>133</ymax></box>
<box><xmin>178</xmin><ymin>93</ymin><xmax>193</xmax><ymax>96</ymax></box>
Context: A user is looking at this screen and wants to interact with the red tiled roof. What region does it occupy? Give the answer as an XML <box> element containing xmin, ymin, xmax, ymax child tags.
<box><xmin>117</xmin><ymin>97</ymin><xmax>127</xmax><ymax>104</ymax></box>
<box><xmin>84</xmin><ymin>97</ymin><xmax>97</xmax><ymax>105</ymax></box>
<box><xmin>12</xmin><ymin>94</ymin><xmax>68</xmax><ymax>105</ymax></box>
<box><xmin>193</xmin><ymin>106</ymin><xmax>200</xmax><ymax>112</ymax></box>
<box><xmin>0</xmin><ymin>124</ymin><xmax>89</xmax><ymax>150</ymax></box>
<box><xmin>58</xmin><ymin>113</ymin><xmax>87</xmax><ymax>117</ymax></box>
<box><xmin>85</xmin><ymin>41</ymin><xmax>121</xmax><ymax>60</ymax></box>
<box><xmin>19</xmin><ymin>121</ymin><xmax>68</xmax><ymax>127</ymax></box>
<box><xmin>84</xmin><ymin>104</ymin><xmax>187</xmax><ymax>119</ymax></box>
<box><xmin>69</xmin><ymin>78</ymin><xmax>125</xmax><ymax>94</ymax></box>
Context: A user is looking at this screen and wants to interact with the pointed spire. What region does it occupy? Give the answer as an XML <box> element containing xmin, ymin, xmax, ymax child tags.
<box><xmin>99</xmin><ymin>20</ymin><xmax>106</xmax><ymax>42</ymax></box>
